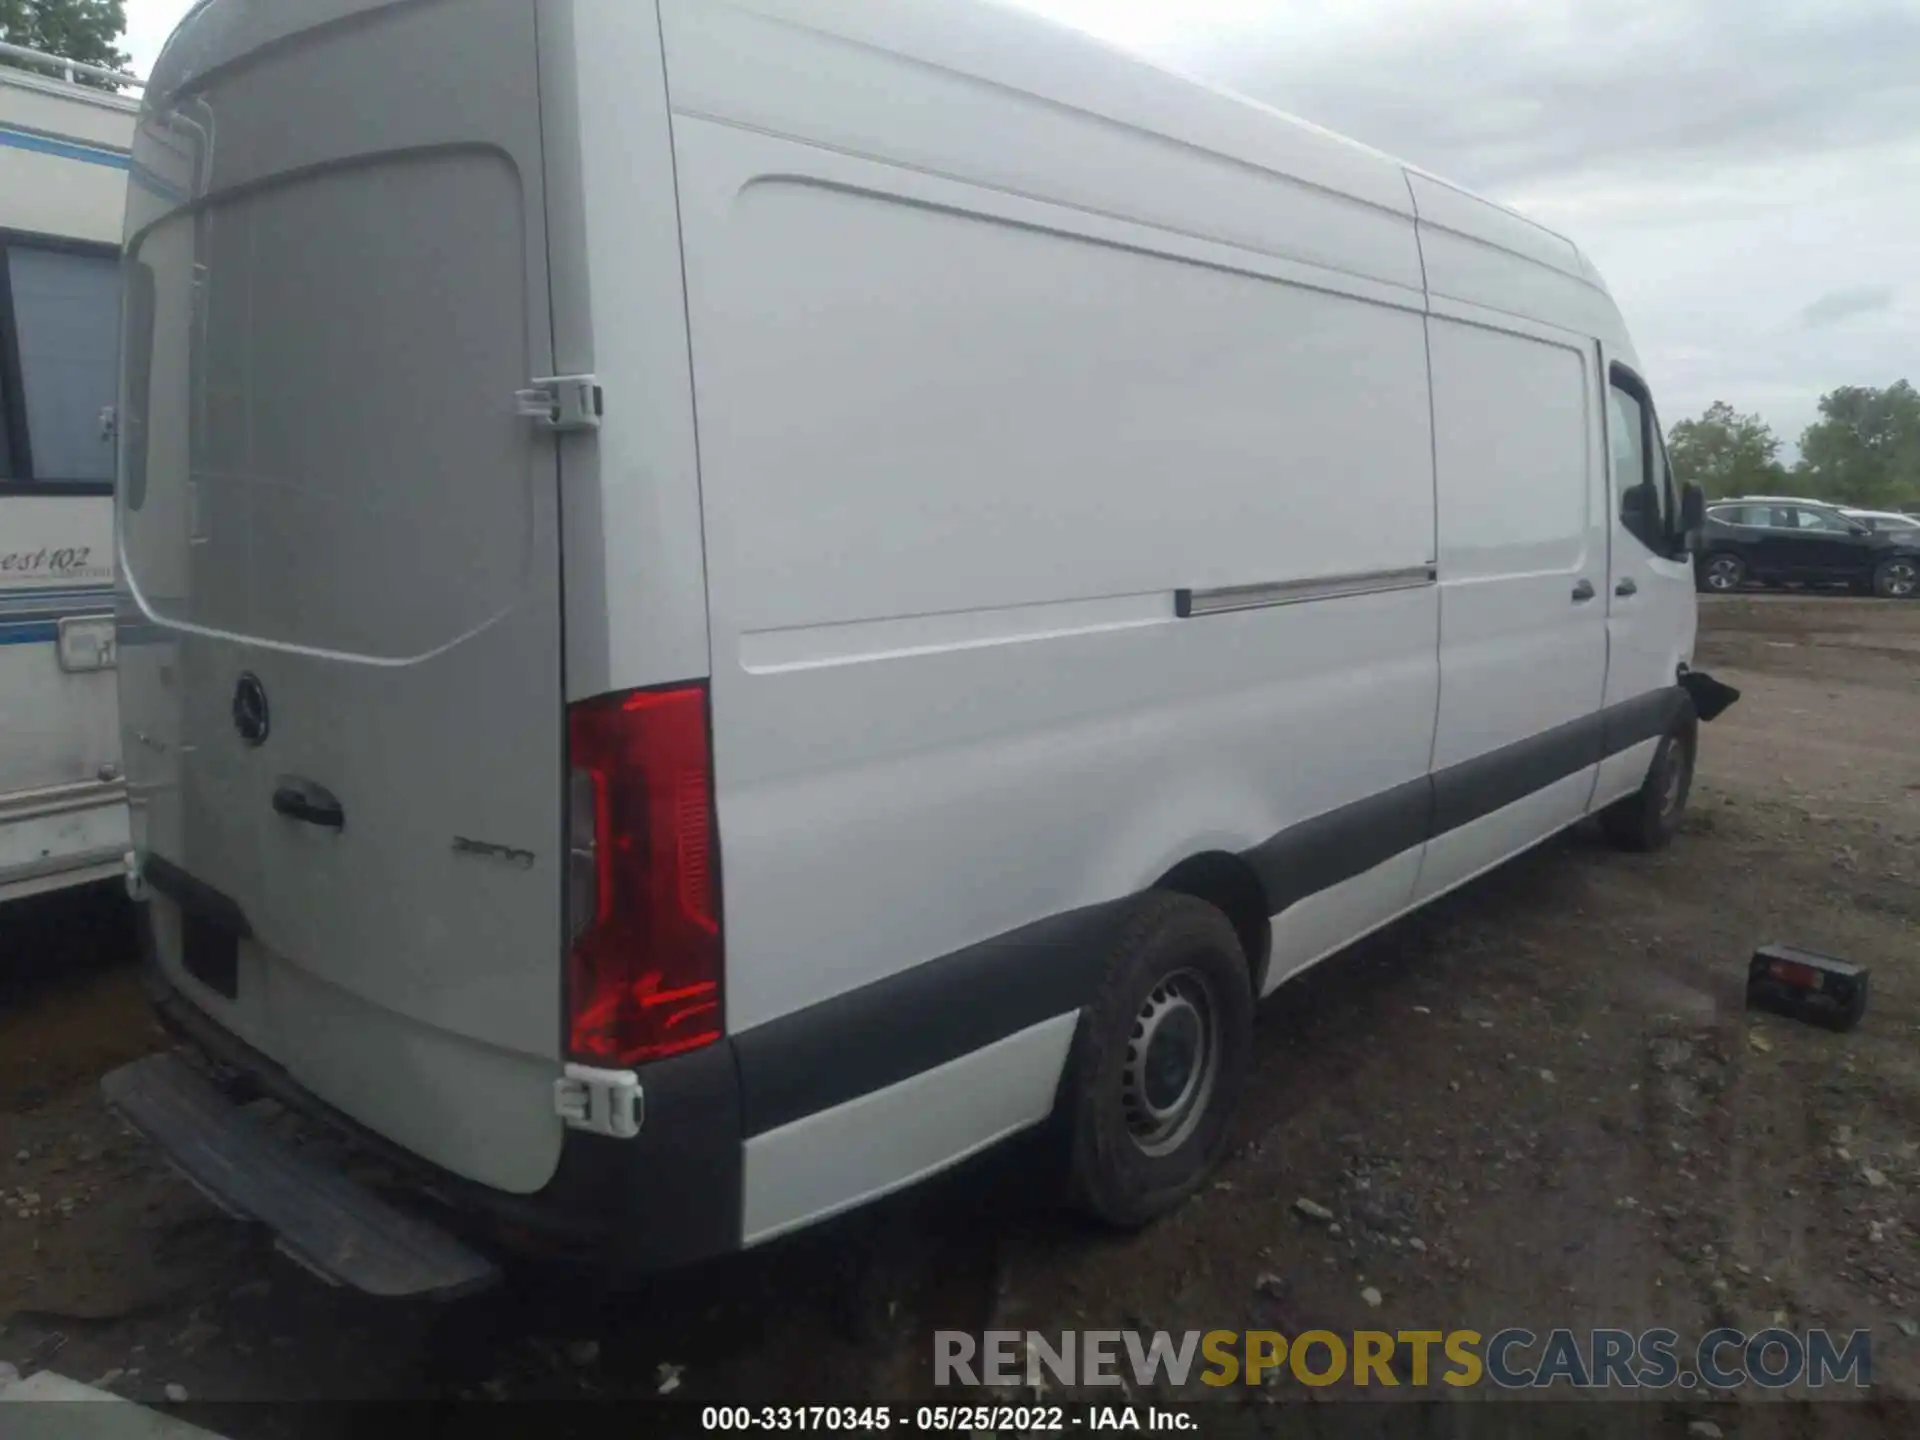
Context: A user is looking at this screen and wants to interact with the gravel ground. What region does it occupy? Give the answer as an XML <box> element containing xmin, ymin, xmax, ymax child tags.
<box><xmin>1</xmin><ymin>593</ymin><xmax>1915</xmax><ymax>1434</ymax></box>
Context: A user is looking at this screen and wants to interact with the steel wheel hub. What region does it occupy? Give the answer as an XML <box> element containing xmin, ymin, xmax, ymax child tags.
<box><xmin>1122</xmin><ymin>970</ymin><xmax>1220</xmax><ymax>1158</ymax></box>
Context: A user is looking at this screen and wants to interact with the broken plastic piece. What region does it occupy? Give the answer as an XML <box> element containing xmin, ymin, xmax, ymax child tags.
<box><xmin>1679</xmin><ymin>668</ymin><xmax>1741</xmax><ymax>723</ymax></box>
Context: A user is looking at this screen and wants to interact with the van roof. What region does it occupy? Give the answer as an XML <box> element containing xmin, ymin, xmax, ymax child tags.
<box><xmin>144</xmin><ymin>0</ymin><xmax>1618</xmax><ymax>329</ymax></box>
<box><xmin>148</xmin><ymin>0</ymin><xmax>1597</xmax><ymax>275</ymax></box>
<box><xmin>1000</xmin><ymin>0</ymin><xmax>1596</xmax><ymax>273</ymax></box>
<box><xmin>715</xmin><ymin>0</ymin><xmax>1604</xmax><ymax>289</ymax></box>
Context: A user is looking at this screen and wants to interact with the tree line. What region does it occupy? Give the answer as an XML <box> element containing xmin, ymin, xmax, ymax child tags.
<box><xmin>1668</xmin><ymin>382</ymin><xmax>1920</xmax><ymax>512</ymax></box>
<box><xmin>0</xmin><ymin>1</ymin><xmax>128</xmax><ymax>86</ymax></box>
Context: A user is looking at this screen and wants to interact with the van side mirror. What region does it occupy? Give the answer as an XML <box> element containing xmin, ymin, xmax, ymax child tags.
<box><xmin>1678</xmin><ymin>483</ymin><xmax>1706</xmax><ymax>555</ymax></box>
<box><xmin>1680</xmin><ymin>483</ymin><xmax>1706</xmax><ymax>534</ymax></box>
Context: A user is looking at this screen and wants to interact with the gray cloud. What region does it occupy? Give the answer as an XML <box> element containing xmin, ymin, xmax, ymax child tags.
<box><xmin>1798</xmin><ymin>284</ymin><xmax>1898</xmax><ymax>329</ymax></box>
<box><xmin>1177</xmin><ymin>0</ymin><xmax>1920</xmax><ymax>193</ymax></box>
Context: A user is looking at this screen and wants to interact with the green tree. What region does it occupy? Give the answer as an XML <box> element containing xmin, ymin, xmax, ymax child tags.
<box><xmin>1795</xmin><ymin>381</ymin><xmax>1920</xmax><ymax>509</ymax></box>
<box><xmin>0</xmin><ymin>1</ymin><xmax>129</xmax><ymax>89</ymax></box>
<box><xmin>1666</xmin><ymin>401</ymin><xmax>1787</xmax><ymax>500</ymax></box>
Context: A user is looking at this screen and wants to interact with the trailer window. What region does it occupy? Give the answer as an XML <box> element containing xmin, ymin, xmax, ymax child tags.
<box><xmin>0</xmin><ymin>242</ymin><xmax>122</xmax><ymax>491</ymax></box>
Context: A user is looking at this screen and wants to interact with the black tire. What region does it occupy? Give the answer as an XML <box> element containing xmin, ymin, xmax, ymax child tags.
<box><xmin>1601</xmin><ymin>703</ymin><xmax>1699</xmax><ymax>852</ymax></box>
<box><xmin>1698</xmin><ymin>552</ymin><xmax>1745</xmax><ymax>594</ymax></box>
<box><xmin>1873</xmin><ymin>556</ymin><xmax>1919</xmax><ymax>599</ymax></box>
<box><xmin>1063</xmin><ymin>892</ymin><xmax>1253</xmax><ymax>1229</ymax></box>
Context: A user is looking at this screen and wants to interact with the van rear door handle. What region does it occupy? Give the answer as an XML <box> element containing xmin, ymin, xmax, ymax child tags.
<box><xmin>1571</xmin><ymin>579</ymin><xmax>1596</xmax><ymax>602</ymax></box>
<box><xmin>1615</xmin><ymin>578</ymin><xmax>1639</xmax><ymax>598</ymax></box>
<box><xmin>273</xmin><ymin>782</ymin><xmax>345</xmax><ymax>831</ymax></box>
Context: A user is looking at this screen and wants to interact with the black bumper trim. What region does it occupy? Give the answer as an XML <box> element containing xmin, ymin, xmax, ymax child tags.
<box><xmin>135</xmin><ymin>682</ymin><xmax>1701</xmax><ymax>1239</ymax></box>
<box><xmin>136</xmin><ymin>927</ymin><xmax>743</xmax><ymax>1275</ymax></box>
<box><xmin>103</xmin><ymin>1050</ymin><xmax>501</xmax><ymax>1299</ymax></box>
<box><xmin>734</xmin><ymin>687</ymin><xmax>1698</xmax><ymax>1139</ymax></box>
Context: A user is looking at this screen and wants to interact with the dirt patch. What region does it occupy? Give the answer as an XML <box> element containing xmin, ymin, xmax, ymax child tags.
<box><xmin>1</xmin><ymin>595</ymin><xmax>1916</xmax><ymax>1430</ymax></box>
<box><xmin>0</xmin><ymin>887</ymin><xmax>160</xmax><ymax>1110</ymax></box>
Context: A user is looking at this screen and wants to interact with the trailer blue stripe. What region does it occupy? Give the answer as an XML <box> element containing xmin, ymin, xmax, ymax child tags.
<box><xmin>0</xmin><ymin>578</ymin><xmax>115</xmax><ymax>645</ymax></box>
<box><xmin>0</xmin><ymin>589</ymin><xmax>117</xmax><ymax>617</ymax></box>
<box><xmin>0</xmin><ymin>124</ymin><xmax>131</xmax><ymax>170</ymax></box>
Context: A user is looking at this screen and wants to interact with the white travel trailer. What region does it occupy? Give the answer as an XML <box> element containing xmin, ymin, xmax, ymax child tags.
<box><xmin>105</xmin><ymin>0</ymin><xmax>1736</xmax><ymax>1297</ymax></box>
<box><xmin>0</xmin><ymin>44</ymin><xmax>138</xmax><ymax>905</ymax></box>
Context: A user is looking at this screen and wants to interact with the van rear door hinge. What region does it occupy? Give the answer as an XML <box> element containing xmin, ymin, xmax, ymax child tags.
<box><xmin>516</xmin><ymin>375</ymin><xmax>602</xmax><ymax>433</ymax></box>
<box><xmin>554</xmin><ymin>1063</ymin><xmax>643</xmax><ymax>1139</ymax></box>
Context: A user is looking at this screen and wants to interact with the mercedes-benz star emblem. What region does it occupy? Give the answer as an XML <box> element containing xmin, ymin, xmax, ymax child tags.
<box><xmin>232</xmin><ymin>672</ymin><xmax>270</xmax><ymax>747</ymax></box>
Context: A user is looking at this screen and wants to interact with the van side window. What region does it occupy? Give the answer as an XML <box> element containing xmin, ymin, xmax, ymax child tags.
<box><xmin>1607</xmin><ymin>370</ymin><xmax>1669</xmax><ymax>553</ymax></box>
<box><xmin>0</xmin><ymin>242</ymin><xmax>122</xmax><ymax>491</ymax></box>
<box><xmin>1650</xmin><ymin>419</ymin><xmax>1679</xmax><ymax>538</ymax></box>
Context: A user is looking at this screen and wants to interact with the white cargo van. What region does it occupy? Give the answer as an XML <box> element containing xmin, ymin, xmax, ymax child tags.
<box><xmin>0</xmin><ymin>45</ymin><xmax>139</xmax><ymax>906</ymax></box>
<box><xmin>104</xmin><ymin>0</ymin><xmax>1737</xmax><ymax>1297</ymax></box>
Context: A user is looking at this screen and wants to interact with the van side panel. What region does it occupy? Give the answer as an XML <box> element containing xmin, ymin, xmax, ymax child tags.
<box><xmin>695</xmin><ymin>173</ymin><xmax>1429</xmax><ymax>640</ymax></box>
<box><xmin>678</xmin><ymin>131</ymin><xmax>1440</xmax><ymax>1033</ymax></box>
<box><xmin>1416</xmin><ymin>308</ymin><xmax>1609</xmax><ymax>901</ymax></box>
<box><xmin>550</xmin><ymin>0</ymin><xmax>710</xmax><ymax>698</ymax></box>
<box><xmin>664</xmin><ymin>3</ymin><xmax>1441</xmax><ymax>1228</ymax></box>
<box><xmin>743</xmin><ymin>1012</ymin><xmax>1079</xmax><ymax>1245</ymax></box>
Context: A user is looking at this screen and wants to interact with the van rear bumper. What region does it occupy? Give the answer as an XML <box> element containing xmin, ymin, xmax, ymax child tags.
<box><xmin>103</xmin><ymin>1049</ymin><xmax>502</xmax><ymax>1299</ymax></box>
<box><xmin>131</xmin><ymin>910</ymin><xmax>745</xmax><ymax>1282</ymax></box>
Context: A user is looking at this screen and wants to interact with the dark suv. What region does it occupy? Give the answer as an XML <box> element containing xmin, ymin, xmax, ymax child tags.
<box><xmin>1696</xmin><ymin>499</ymin><xmax>1920</xmax><ymax>598</ymax></box>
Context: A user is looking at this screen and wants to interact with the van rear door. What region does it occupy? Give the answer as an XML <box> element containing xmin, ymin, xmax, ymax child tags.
<box><xmin>117</xmin><ymin>0</ymin><xmax>567</xmax><ymax>1193</ymax></box>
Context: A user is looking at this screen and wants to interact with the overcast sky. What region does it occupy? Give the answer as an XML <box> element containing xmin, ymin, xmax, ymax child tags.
<box><xmin>123</xmin><ymin>0</ymin><xmax>1919</xmax><ymax>453</ymax></box>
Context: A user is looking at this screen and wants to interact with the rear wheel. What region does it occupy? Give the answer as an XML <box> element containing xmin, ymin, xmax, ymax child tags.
<box><xmin>1873</xmin><ymin>556</ymin><xmax>1919</xmax><ymax>599</ymax></box>
<box><xmin>1699</xmin><ymin>553</ymin><xmax>1745</xmax><ymax>593</ymax></box>
<box><xmin>1601</xmin><ymin>704</ymin><xmax>1698</xmax><ymax>853</ymax></box>
<box><xmin>1064</xmin><ymin>893</ymin><xmax>1253</xmax><ymax>1229</ymax></box>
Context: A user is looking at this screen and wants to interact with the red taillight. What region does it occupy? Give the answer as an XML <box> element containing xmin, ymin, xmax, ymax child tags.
<box><xmin>565</xmin><ymin>683</ymin><xmax>722</xmax><ymax>1066</ymax></box>
<box><xmin>1770</xmin><ymin>960</ymin><xmax>1822</xmax><ymax>992</ymax></box>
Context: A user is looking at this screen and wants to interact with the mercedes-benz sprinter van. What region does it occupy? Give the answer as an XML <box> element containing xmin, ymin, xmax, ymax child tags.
<box><xmin>105</xmin><ymin>0</ymin><xmax>1732</xmax><ymax>1297</ymax></box>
